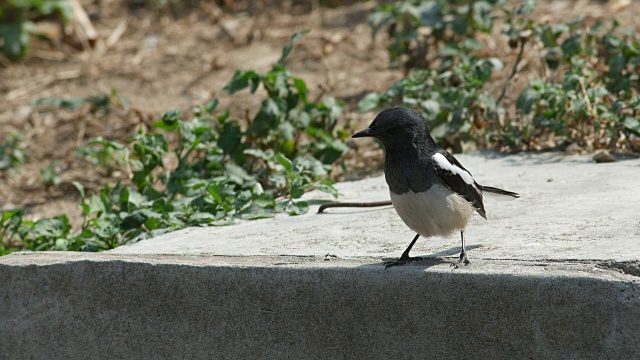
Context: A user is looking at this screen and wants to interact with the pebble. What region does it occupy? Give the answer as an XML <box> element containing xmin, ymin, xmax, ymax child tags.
<box><xmin>593</xmin><ymin>151</ymin><xmax>616</xmax><ymax>163</ymax></box>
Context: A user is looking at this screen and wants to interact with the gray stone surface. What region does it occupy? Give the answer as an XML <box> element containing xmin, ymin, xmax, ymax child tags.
<box><xmin>2</xmin><ymin>152</ymin><xmax>640</xmax><ymax>359</ymax></box>
<box><xmin>1</xmin><ymin>252</ymin><xmax>639</xmax><ymax>359</ymax></box>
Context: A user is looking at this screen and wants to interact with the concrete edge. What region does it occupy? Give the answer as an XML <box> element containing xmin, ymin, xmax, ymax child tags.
<box><xmin>1</xmin><ymin>252</ymin><xmax>639</xmax><ymax>280</ymax></box>
<box><xmin>2</xmin><ymin>252</ymin><xmax>640</xmax><ymax>359</ymax></box>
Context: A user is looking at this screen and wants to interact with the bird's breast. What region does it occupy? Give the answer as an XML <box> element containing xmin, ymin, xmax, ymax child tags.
<box><xmin>384</xmin><ymin>155</ymin><xmax>436</xmax><ymax>194</ymax></box>
<box><xmin>389</xmin><ymin>184</ymin><xmax>474</xmax><ymax>238</ymax></box>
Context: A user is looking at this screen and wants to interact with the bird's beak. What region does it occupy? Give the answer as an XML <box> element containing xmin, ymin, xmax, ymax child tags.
<box><xmin>352</xmin><ymin>128</ymin><xmax>373</xmax><ymax>138</ymax></box>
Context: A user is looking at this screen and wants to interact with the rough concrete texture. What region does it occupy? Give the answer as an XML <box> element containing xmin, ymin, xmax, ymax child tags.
<box><xmin>1</xmin><ymin>252</ymin><xmax>640</xmax><ymax>360</ymax></box>
<box><xmin>2</xmin><ymin>152</ymin><xmax>640</xmax><ymax>359</ymax></box>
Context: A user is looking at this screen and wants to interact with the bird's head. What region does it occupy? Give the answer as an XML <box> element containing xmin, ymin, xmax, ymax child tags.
<box><xmin>352</xmin><ymin>107</ymin><xmax>433</xmax><ymax>149</ymax></box>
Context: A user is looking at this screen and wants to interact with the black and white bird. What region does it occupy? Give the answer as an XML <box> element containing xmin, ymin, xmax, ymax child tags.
<box><xmin>352</xmin><ymin>107</ymin><xmax>519</xmax><ymax>268</ymax></box>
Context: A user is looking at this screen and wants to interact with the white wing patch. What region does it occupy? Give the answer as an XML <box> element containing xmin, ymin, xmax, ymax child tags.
<box><xmin>432</xmin><ymin>153</ymin><xmax>475</xmax><ymax>185</ymax></box>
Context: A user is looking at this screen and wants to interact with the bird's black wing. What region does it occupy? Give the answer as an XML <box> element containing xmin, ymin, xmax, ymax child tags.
<box><xmin>431</xmin><ymin>150</ymin><xmax>487</xmax><ymax>219</ymax></box>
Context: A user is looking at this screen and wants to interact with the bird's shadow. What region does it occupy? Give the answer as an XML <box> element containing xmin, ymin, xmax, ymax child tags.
<box><xmin>363</xmin><ymin>244</ymin><xmax>483</xmax><ymax>270</ymax></box>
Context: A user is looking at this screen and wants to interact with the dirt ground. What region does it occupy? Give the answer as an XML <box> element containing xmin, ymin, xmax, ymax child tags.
<box><xmin>1</xmin><ymin>0</ymin><xmax>639</xmax><ymax>228</ymax></box>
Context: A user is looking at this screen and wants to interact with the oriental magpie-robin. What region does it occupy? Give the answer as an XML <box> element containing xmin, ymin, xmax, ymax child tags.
<box><xmin>352</xmin><ymin>107</ymin><xmax>519</xmax><ymax>269</ymax></box>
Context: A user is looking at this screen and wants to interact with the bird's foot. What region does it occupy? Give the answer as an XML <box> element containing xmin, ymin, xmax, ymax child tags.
<box><xmin>450</xmin><ymin>252</ymin><xmax>471</xmax><ymax>269</ymax></box>
<box><xmin>384</xmin><ymin>255</ymin><xmax>424</xmax><ymax>270</ymax></box>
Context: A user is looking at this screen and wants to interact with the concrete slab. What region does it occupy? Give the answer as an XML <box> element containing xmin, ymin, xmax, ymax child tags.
<box><xmin>3</xmin><ymin>152</ymin><xmax>640</xmax><ymax>359</ymax></box>
<box><xmin>111</xmin><ymin>152</ymin><xmax>640</xmax><ymax>263</ymax></box>
<box><xmin>1</xmin><ymin>252</ymin><xmax>639</xmax><ymax>359</ymax></box>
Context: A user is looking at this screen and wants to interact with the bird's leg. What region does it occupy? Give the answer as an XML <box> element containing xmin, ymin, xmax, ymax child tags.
<box><xmin>451</xmin><ymin>230</ymin><xmax>471</xmax><ymax>268</ymax></box>
<box><xmin>384</xmin><ymin>234</ymin><xmax>422</xmax><ymax>269</ymax></box>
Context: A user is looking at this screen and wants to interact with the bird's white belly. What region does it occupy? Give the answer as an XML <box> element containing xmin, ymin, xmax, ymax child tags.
<box><xmin>390</xmin><ymin>184</ymin><xmax>474</xmax><ymax>238</ymax></box>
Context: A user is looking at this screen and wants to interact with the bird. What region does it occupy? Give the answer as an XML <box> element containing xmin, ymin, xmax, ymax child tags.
<box><xmin>352</xmin><ymin>107</ymin><xmax>519</xmax><ymax>269</ymax></box>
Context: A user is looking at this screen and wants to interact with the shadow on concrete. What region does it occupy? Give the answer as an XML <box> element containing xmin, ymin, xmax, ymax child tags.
<box><xmin>362</xmin><ymin>245</ymin><xmax>483</xmax><ymax>270</ymax></box>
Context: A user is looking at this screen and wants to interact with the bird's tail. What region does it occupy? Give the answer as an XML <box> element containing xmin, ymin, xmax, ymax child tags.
<box><xmin>479</xmin><ymin>185</ymin><xmax>520</xmax><ymax>198</ymax></box>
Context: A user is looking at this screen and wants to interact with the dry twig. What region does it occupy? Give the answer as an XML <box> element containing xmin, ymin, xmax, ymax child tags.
<box><xmin>497</xmin><ymin>40</ymin><xmax>527</xmax><ymax>105</ymax></box>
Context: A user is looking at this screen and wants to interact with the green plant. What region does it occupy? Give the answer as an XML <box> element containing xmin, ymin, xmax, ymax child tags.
<box><xmin>0</xmin><ymin>209</ymin><xmax>25</xmax><ymax>255</ymax></box>
<box><xmin>33</xmin><ymin>90</ymin><xmax>122</xmax><ymax>113</ymax></box>
<box><xmin>1</xmin><ymin>32</ymin><xmax>347</xmax><ymax>255</ymax></box>
<box><xmin>0</xmin><ymin>132</ymin><xmax>28</xmax><ymax>171</ymax></box>
<box><xmin>369</xmin><ymin>0</ymin><xmax>504</xmax><ymax>72</ymax></box>
<box><xmin>504</xmin><ymin>13</ymin><xmax>640</xmax><ymax>150</ymax></box>
<box><xmin>0</xmin><ymin>208</ymin><xmax>75</xmax><ymax>254</ymax></box>
<box><xmin>358</xmin><ymin>57</ymin><xmax>503</xmax><ymax>149</ymax></box>
<box><xmin>40</xmin><ymin>160</ymin><xmax>62</xmax><ymax>187</ymax></box>
<box><xmin>0</xmin><ymin>0</ymin><xmax>73</xmax><ymax>61</ymax></box>
<box><xmin>223</xmin><ymin>31</ymin><xmax>349</xmax><ymax>165</ymax></box>
<box><xmin>75</xmin><ymin>137</ymin><xmax>130</xmax><ymax>176</ymax></box>
<box><xmin>367</xmin><ymin>0</ymin><xmax>640</xmax><ymax>152</ymax></box>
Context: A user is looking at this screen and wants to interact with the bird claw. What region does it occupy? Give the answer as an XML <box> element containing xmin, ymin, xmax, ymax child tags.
<box><xmin>450</xmin><ymin>252</ymin><xmax>471</xmax><ymax>269</ymax></box>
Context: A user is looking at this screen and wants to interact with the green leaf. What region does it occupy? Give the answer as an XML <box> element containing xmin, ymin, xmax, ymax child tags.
<box><xmin>313</xmin><ymin>180</ymin><xmax>339</xmax><ymax>198</ymax></box>
<box><xmin>249</xmin><ymin>98</ymin><xmax>287</xmax><ymax>135</ymax></box>
<box><xmin>293</xmin><ymin>78</ymin><xmax>308</xmax><ymax>102</ymax></box>
<box><xmin>0</xmin><ymin>22</ymin><xmax>30</xmax><ymax>62</ymax></box>
<box><xmin>1</xmin><ymin>209</ymin><xmax>23</xmax><ymax>223</ymax></box>
<box><xmin>608</xmin><ymin>54</ymin><xmax>625</xmax><ymax>77</ymax></box>
<box><xmin>60</xmin><ymin>97</ymin><xmax>87</xmax><ymax>110</ymax></box>
<box><xmin>276</xmin><ymin>30</ymin><xmax>309</xmax><ymax>68</ymax></box>
<box><xmin>217</xmin><ymin>119</ymin><xmax>243</xmax><ymax>155</ymax></box>
<box><xmin>357</xmin><ymin>93</ymin><xmax>381</xmax><ymax>112</ymax></box>
<box><xmin>88</xmin><ymin>195</ymin><xmax>105</xmax><ymax>215</ymax></box>
<box><xmin>137</xmin><ymin>133</ymin><xmax>169</xmax><ymax>155</ymax></box>
<box><xmin>252</xmin><ymin>192</ymin><xmax>275</xmax><ymax>208</ymax></box>
<box><xmin>153</xmin><ymin>109</ymin><xmax>181</xmax><ymax>130</ymax></box>
<box><xmin>120</xmin><ymin>210</ymin><xmax>162</xmax><ymax>231</ymax></box>
<box><xmin>275</xmin><ymin>153</ymin><xmax>293</xmax><ymax>173</ymax></box>
<box><xmin>544</xmin><ymin>47</ymin><xmax>562</xmax><ymax>70</ymax></box>
<box><xmin>315</xmin><ymin>139</ymin><xmax>349</xmax><ymax>165</ymax></box>
<box><xmin>32</xmin><ymin>216</ymin><xmax>71</xmax><ymax>239</ymax></box>
<box><xmin>234</xmin><ymin>190</ymin><xmax>253</xmax><ymax>212</ymax></box>
<box><xmin>237</xmin><ymin>203</ymin><xmax>275</xmax><ymax>220</ymax></box>
<box><xmin>40</xmin><ymin>161</ymin><xmax>61</xmax><ymax>187</ymax></box>
<box><xmin>295</xmin><ymin>156</ymin><xmax>328</xmax><ymax>177</ymax></box>
<box><xmin>560</xmin><ymin>34</ymin><xmax>582</xmax><ymax>58</ymax></box>
<box><xmin>223</xmin><ymin>70</ymin><xmax>261</xmax><ymax>94</ymax></box>
<box><xmin>72</xmin><ymin>181</ymin><xmax>86</xmax><ymax>199</ymax></box>
<box><xmin>188</xmin><ymin>212</ymin><xmax>218</xmax><ymax>225</ymax></box>
<box><xmin>623</xmin><ymin>117</ymin><xmax>640</xmax><ymax>135</ymax></box>
<box><xmin>243</xmin><ymin>148</ymin><xmax>274</xmax><ymax>161</ymax></box>
<box><xmin>516</xmin><ymin>88</ymin><xmax>540</xmax><ymax>114</ymax></box>
<box><xmin>290</xmin><ymin>176</ymin><xmax>308</xmax><ymax>199</ymax></box>
<box><xmin>204</xmin><ymin>99</ymin><xmax>219</xmax><ymax>114</ymax></box>
<box><xmin>421</xmin><ymin>99</ymin><xmax>441</xmax><ymax>117</ymax></box>
<box><xmin>474</xmin><ymin>58</ymin><xmax>503</xmax><ymax>83</ymax></box>
<box><xmin>224</xmin><ymin>164</ymin><xmax>254</xmax><ymax>185</ymax></box>
<box><xmin>55</xmin><ymin>239</ymin><xmax>69</xmax><ymax>251</ymax></box>
<box><xmin>288</xmin><ymin>201</ymin><xmax>309</xmax><ymax>215</ymax></box>
<box><xmin>417</xmin><ymin>1</ymin><xmax>443</xmax><ymax>28</ymax></box>
<box><xmin>91</xmin><ymin>138</ymin><xmax>126</xmax><ymax>152</ymax></box>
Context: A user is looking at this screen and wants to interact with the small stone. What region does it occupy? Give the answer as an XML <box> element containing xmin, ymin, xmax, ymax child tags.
<box><xmin>629</xmin><ymin>134</ymin><xmax>640</xmax><ymax>152</ymax></box>
<box><xmin>593</xmin><ymin>151</ymin><xmax>616</xmax><ymax>163</ymax></box>
<box><xmin>565</xmin><ymin>143</ymin><xmax>583</xmax><ymax>155</ymax></box>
